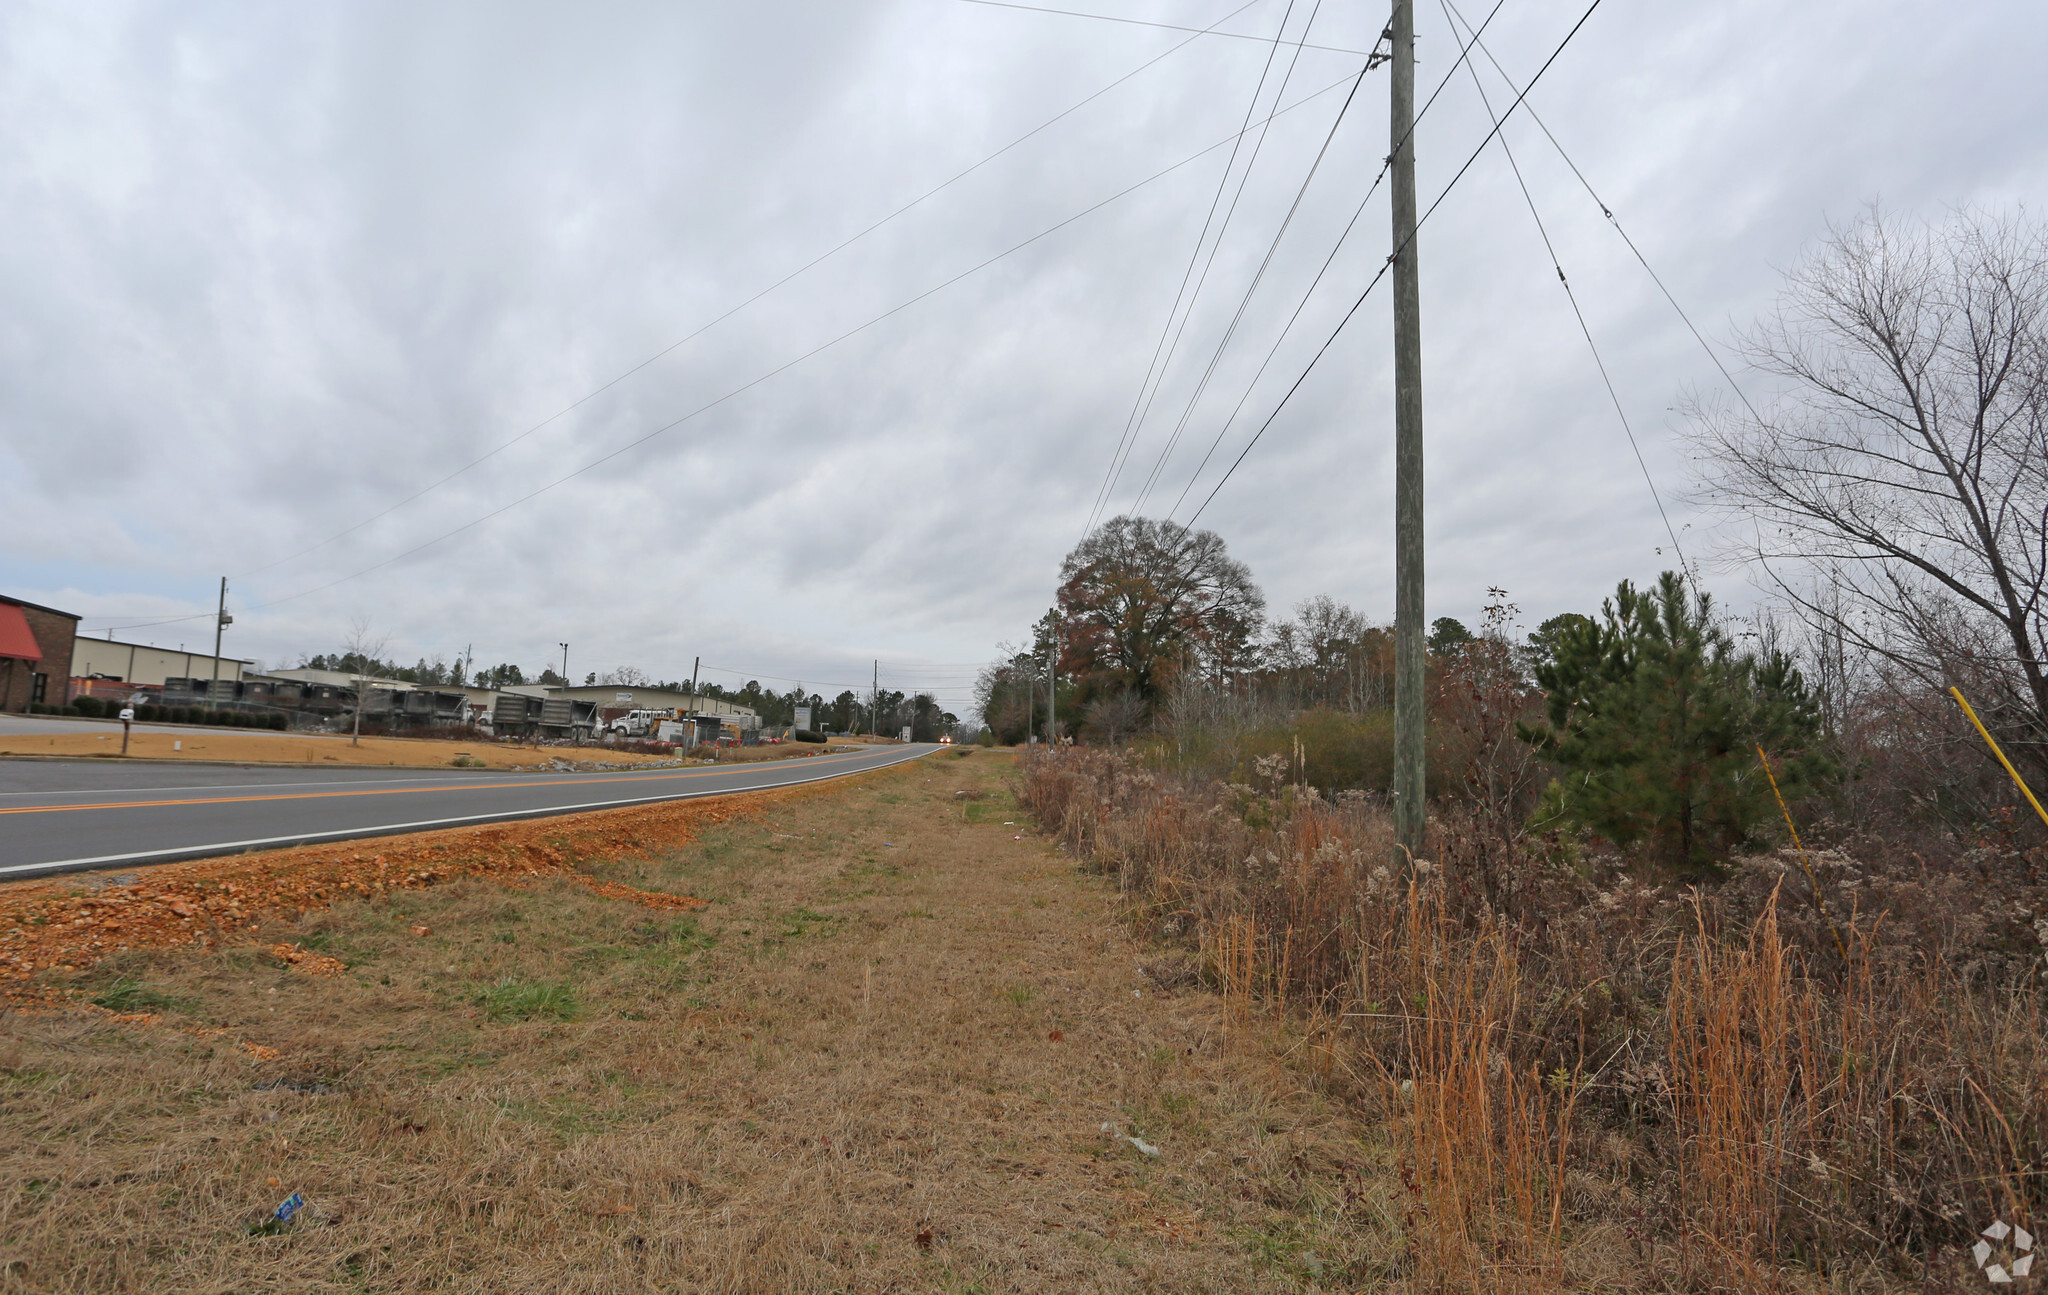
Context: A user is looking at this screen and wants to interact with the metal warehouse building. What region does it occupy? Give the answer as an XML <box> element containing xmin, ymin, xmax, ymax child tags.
<box><xmin>71</xmin><ymin>634</ymin><xmax>249</xmax><ymax>690</ymax></box>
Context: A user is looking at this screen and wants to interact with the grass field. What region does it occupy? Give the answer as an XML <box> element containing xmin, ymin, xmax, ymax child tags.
<box><xmin>0</xmin><ymin>750</ymin><xmax>1394</xmax><ymax>1292</ymax></box>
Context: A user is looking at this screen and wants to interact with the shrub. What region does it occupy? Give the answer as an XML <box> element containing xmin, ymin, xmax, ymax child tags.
<box><xmin>72</xmin><ymin>696</ymin><xmax>104</xmax><ymax>718</ymax></box>
<box><xmin>793</xmin><ymin>729</ymin><xmax>826</xmax><ymax>743</ymax></box>
<box><xmin>268</xmin><ymin>714</ymin><xmax>287</xmax><ymax>730</ymax></box>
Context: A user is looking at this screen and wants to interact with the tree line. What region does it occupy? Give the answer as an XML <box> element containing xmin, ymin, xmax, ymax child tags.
<box><xmin>983</xmin><ymin>206</ymin><xmax>2048</xmax><ymax>873</ymax></box>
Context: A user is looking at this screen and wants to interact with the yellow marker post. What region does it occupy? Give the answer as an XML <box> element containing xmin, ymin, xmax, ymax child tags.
<box><xmin>1756</xmin><ymin>744</ymin><xmax>1848</xmax><ymax>963</ymax></box>
<box><xmin>1949</xmin><ymin>687</ymin><xmax>2048</xmax><ymax>830</ymax></box>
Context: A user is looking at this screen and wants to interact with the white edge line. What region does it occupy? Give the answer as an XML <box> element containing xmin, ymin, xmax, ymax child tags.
<box><xmin>0</xmin><ymin>747</ymin><xmax>934</xmax><ymax>880</ymax></box>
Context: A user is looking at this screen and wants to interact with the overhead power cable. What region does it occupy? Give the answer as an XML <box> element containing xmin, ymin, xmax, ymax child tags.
<box><xmin>1163</xmin><ymin>0</ymin><xmax>1510</xmax><ymax>521</ymax></box>
<box><xmin>1184</xmin><ymin>0</ymin><xmax>1606</xmax><ymax>526</ymax></box>
<box><xmin>952</xmin><ymin>0</ymin><xmax>1372</xmax><ymax>54</ymax></box>
<box><xmin>236</xmin><ymin>0</ymin><xmax>1267</xmax><ymax>582</ymax></box>
<box><xmin>1440</xmin><ymin>0</ymin><xmax>1766</xmax><ymax>427</ymax></box>
<box><xmin>240</xmin><ymin>71</ymin><xmax>1367</xmax><ymax>613</ymax></box>
<box><xmin>1437</xmin><ymin>0</ymin><xmax>1688</xmax><ymax>571</ymax></box>
<box><xmin>1082</xmin><ymin>0</ymin><xmax>1310</xmax><ymax>540</ymax></box>
<box><xmin>1127</xmin><ymin>0</ymin><xmax>1338</xmax><ymax>517</ymax></box>
<box><xmin>85</xmin><ymin>610</ymin><xmax>221</xmax><ymax>633</ymax></box>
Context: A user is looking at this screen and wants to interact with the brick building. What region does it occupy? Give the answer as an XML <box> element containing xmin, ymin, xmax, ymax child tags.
<box><xmin>0</xmin><ymin>595</ymin><xmax>81</xmax><ymax>712</ymax></box>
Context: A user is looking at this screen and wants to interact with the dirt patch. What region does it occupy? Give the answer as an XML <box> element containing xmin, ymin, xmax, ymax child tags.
<box><xmin>0</xmin><ymin>751</ymin><xmax>1395</xmax><ymax>1292</ymax></box>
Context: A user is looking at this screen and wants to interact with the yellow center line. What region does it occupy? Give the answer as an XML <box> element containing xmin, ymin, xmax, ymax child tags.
<box><xmin>0</xmin><ymin>753</ymin><xmax>882</xmax><ymax>817</ymax></box>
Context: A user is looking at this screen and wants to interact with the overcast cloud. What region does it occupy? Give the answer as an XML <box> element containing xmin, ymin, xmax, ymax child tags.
<box><xmin>4</xmin><ymin>0</ymin><xmax>2046</xmax><ymax>715</ymax></box>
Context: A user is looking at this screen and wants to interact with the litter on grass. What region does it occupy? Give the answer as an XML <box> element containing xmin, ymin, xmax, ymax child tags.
<box><xmin>1101</xmin><ymin>1122</ymin><xmax>1161</xmax><ymax>1158</ymax></box>
<box><xmin>249</xmin><ymin>1191</ymin><xmax>307</xmax><ymax>1236</ymax></box>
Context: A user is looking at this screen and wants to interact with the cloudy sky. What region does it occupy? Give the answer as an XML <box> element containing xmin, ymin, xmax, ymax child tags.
<box><xmin>4</xmin><ymin>0</ymin><xmax>2045</xmax><ymax>715</ymax></box>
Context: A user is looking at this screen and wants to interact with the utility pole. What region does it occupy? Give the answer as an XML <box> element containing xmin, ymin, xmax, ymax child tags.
<box><xmin>1046</xmin><ymin>615</ymin><xmax>1058</xmax><ymax>749</ymax></box>
<box><xmin>559</xmin><ymin>642</ymin><xmax>569</xmax><ymax>690</ymax></box>
<box><xmin>871</xmin><ymin>659</ymin><xmax>879</xmax><ymax>740</ymax></box>
<box><xmin>206</xmin><ymin>577</ymin><xmax>231</xmax><ymax>712</ymax></box>
<box><xmin>1389</xmin><ymin>0</ymin><xmax>1427</xmax><ymax>867</ymax></box>
<box><xmin>689</xmin><ymin>655</ymin><xmax>701</xmax><ymax>750</ymax></box>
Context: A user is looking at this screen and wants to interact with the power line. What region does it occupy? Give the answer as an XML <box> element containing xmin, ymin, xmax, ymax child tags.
<box><xmin>236</xmin><ymin>0</ymin><xmax>1267</xmax><ymax>582</ymax></box>
<box><xmin>1127</xmin><ymin>0</ymin><xmax>1342</xmax><ymax>516</ymax></box>
<box><xmin>1185</xmin><ymin>0</ymin><xmax>1606</xmax><ymax>526</ymax></box>
<box><xmin>1082</xmin><ymin>0</ymin><xmax>1308</xmax><ymax>540</ymax></box>
<box><xmin>241</xmin><ymin>71</ymin><xmax>1368</xmax><ymax>614</ymax></box>
<box><xmin>951</xmin><ymin>0</ymin><xmax>1372</xmax><ymax>55</ymax></box>
<box><xmin>1440</xmin><ymin>0</ymin><xmax>1765</xmax><ymax>427</ymax></box>
<box><xmin>1437</xmin><ymin>0</ymin><xmax>1688</xmax><ymax>571</ymax></box>
<box><xmin>1164</xmin><ymin>0</ymin><xmax>1511</xmax><ymax>521</ymax></box>
<box><xmin>85</xmin><ymin>610</ymin><xmax>220</xmax><ymax>633</ymax></box>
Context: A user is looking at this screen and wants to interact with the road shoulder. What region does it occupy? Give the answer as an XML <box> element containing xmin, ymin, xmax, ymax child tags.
<box><xmin>0</xmin><ymin>750</ymin><xmax>1396</xmax><ymax>1290</ymax></box>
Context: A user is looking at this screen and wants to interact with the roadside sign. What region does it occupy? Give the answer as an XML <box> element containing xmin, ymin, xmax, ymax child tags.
<box><xmin>795</xmin><ymin>706</ymin><xmax>813</xmax><ymax>731</ymax></box>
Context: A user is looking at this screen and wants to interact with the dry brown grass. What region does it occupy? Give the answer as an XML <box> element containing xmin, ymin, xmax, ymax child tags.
<box><xmin>1023</xmin><ymin>748</ymin><xmax>2048</xmax><ymax>1293</ymax></box>
<box><xmin>0</xmin><ymin>751</ymin><xmax>1400</xmax><ymax>1292</ymax></box>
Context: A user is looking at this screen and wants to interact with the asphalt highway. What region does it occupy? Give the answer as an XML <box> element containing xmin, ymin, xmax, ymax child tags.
<box><xmin>0</xmin><ymin>744</ymin><xmax>936</xmax><ymax>881</ymax></box>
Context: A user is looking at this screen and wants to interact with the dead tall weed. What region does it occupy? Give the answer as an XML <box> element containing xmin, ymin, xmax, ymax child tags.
<box><xmin>1023</xmin><ymin>747</ymin><xmax>2048</xmax><ymax>1291</ymax></box>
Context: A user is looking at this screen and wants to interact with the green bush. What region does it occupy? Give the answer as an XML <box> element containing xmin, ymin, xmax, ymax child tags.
<box><xmin>793</xmin><ymin>729</ymin><xmax>826</xmax><ymax>743</ymax></box>
<box><xmin>72</xmin><ymin>696</ymin><xmax>103</xmax><ymax>718</ymax></box>
<box><xmin>269</xmin><ymin>714</ymin><xmax>288</xmax><ymax>730</ymax></box>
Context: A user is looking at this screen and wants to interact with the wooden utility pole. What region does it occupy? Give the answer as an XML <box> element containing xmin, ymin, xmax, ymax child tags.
<box><xmin>206</xmin><ymin>576</ymin><xmax>230</xmax><ymax>712</ymax></box>
<box><xmin>871</xmin><ymin>659</ymin><xmax>879</xmax><ymax>740</ymax></box>
<box><xmin>1046</xmin><ymin>614</ymin><xmax>1058</xmax><ymax>748</ymax></box>
<box><xmin>1389</xmin><ymin>0</ymin><xmax>1427</xmax><ymax>865</ymax></box>
<box><xmin>689</xmin><ymin>655</ymin><xmax>701</xmax><ymax>749</ymax></box>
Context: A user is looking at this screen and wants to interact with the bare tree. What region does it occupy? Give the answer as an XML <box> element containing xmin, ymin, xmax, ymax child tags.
<box><xmin>1265</xmin><ymin>594</ymin><xmax>1385</xmax><ymax>712</ymax></box>
<box><xmin>1690</xmin><ymin>206</ymin><xmax>2048</xmax><ymax>777</ymax></box>
<box><xmin>343</xmin><ymin>616</ymin><xmax>390</xmax><ymax>748</ymax></box>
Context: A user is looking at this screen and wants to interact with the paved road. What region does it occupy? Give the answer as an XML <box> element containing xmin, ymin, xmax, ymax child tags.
<box><xmin>0</xmin><ymin>744</ymin><xmax>935</xmax><ymax>881</ymax></box>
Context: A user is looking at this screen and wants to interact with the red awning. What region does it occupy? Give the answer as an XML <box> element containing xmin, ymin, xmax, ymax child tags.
<box><xmin>0</xmin><ymin>604</ymin><xmax>43</xmax><ymax>662</ymax></box>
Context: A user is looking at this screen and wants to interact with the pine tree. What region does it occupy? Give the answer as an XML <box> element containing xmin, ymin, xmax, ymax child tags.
<box><xmin>1521</xmin><ymin>572</ymin><xmax>1832</xmax><ymax>874</ymax></box>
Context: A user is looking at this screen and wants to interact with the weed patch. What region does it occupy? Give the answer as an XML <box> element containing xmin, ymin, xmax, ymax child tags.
<box><xmin>475</xmin><ymin>978</ymin><xmax>579</xmax><ymax>1022</ymax></box>
<box><xmin>88</xmin><ymin>977</ymin><xmax>192</xmax><ymax>1015</ymax></box>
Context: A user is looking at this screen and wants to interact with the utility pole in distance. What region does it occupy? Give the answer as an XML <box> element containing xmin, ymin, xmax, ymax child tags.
<box><xmin>1046</xmin><ymin>614</ymin><xmax>1058</xmax><ymax>749</ymax></box>
<box><xmin>871</xmin><ymin>660</ymin><xmax>879</xmax><ymax>741</ymax></box>
<box><xmin>1389</xmin><ymin>0</ymin><xmax>1427</xmax><ymax>866</ymax></box>
<box><xmin>688</xmin><ymin>655</ymin><xmax>701</xmax><ymax>750</ymax></box>
<box><xmin>206</xmin><ymin>577</ymin><xmax>231</xmax><ymax>712</ymax></box>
